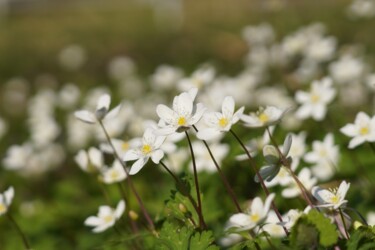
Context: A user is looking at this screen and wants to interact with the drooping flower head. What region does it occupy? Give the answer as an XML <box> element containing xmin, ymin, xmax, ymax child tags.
<box><xmin>156</xmin><ymin>88</ymin><xmax>206</xmax><ymax>135</ymax></box>
<box><xmin>197</xmin><ymin>96</ymin><xmax>244</xmax><ymax>140</ymax></box>
<box><xmin>0</xmin><ymin>187</ymin><xmax>14</xmax><ymax>216</ymax></box>
<box><xmin>84</xmin><ymin>200</ymin><xmax>125</xmax><ymax>233</ymax></box>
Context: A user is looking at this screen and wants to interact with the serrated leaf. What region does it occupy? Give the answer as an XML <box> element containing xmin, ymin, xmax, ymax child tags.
<box><xmin>156</xmin><ymin>222</ymin><xmax>192</xmax><ymax>250</ymax></box>
<box><xmin>188</xmin><ymin>230</ymin><xmax>219</xmax><ymax>250</ymax></box>
<box><xmin>347</xmin><ymin>226</ymin><xmax>375</xmax><ymax>250</ymax></box>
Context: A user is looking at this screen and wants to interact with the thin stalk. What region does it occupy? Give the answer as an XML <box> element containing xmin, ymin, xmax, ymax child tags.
<box><xmin>344</xmin><ymin>207</ymin><xmax>368</xmax><ymax>226</ymax></box>
<box><xmin>230</xmin><ymin>129</ymin><xmax>288</xmax><ymax>235</ymax></box>
<box><xmin>7</xmin><ymin>213</ymin><xmax>31</xmax><ymax>250</ymax></box>
<box><xmin>266</xmin><ymin>127</ymin><xmax>316</xmax><ymax>209</ymax></box>
<box><xmin>185</xmin><ymin>130</ymin><xmax>207</xmax><ymax>230</ymax></box>
<box><xmin>99</xmin><ymin>121</ymin><xmax>155</xmax><ymax>232</ymax></box>
<box><xmin>159</xmin><ymin>160</ymin><xmax>200</xmax><ymax>219</ymax></box>
<box><xmin>193</xmin><ymin>125</ymin><xmax>242</xmax><ymax>212</ymax></box>
<box><xmin>339</xmin><ymin>208</ymin><xmax>350</xmax><ymax>239</ymax></box>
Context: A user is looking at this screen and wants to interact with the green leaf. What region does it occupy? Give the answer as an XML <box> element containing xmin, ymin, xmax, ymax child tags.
<box><xmin>347</xmin><ymin>226</ymin><xmax>375</xmax><ymax>250</ymax></box>
<box><xmin>189</xmin><ymin>230</ymin><xmax>219</xmax><ymax>250</ymax></box>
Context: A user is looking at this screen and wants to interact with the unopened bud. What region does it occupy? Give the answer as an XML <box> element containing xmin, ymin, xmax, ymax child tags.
<box><xmin>129</xmin><ymin>210</ymin><xmax>139</xmax><ymax>221</ymax></box>
<box><xmin>354</xmin><ymin>220</ymin><xmax>363</xmax><ymax>229</ymax></box>
<box><xmin>179</xmin><ymin>203</ymin><xmax>187</xmax><ymax>213</ymax></box>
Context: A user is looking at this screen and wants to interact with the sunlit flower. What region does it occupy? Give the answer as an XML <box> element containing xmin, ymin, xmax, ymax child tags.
<box><xmin>75</xmin><ymin>94</ymin><xmax>121</xmax><ymax>124</ymax></box>
<box><xmin>0</xmin><ymin>187</ymin><xmax>14</xmax><ymax>216</ymax></box>
<box><xmin>155</xmin><ymin>88</ymin><xmax>206</xmax><ymax>135</ymax></box>
<box><xmin>84</xmin><ymin>200</ymin><xmax>125</xmax><ymax>233</ymax></box>
<box><xmin>295</xmin><ymin>77</ymin><xmax>336</xmax><ymax>121</ymax></box>
<box><xmin>241</xmin><ymin>106</ymin><xmax>285</xmax><ymax>128</ymax></box>
<box><xmin>123</xmin><ymin>128</ymin><xmax>165</xmax><ymax>175</ymax></box>
<box><xmin>312</xmin><ymin>181</ymin><xmax>350</xmax><ymax>209</ymax></box>
<box><xmin>340</xmin><ymin>112</ymin><xmax>375</xmax><ymax>149</ymax></box>
<box><xmin>75</xmin><ymin>147</ymin><xmax>104</xmax><ymax>173</ymax></box>
<box><xmin>197</xmin><ymin>96</ymin><xmax>244</xmax><ymax>140</ymax></box>
<box><xmin>100</xmin><ymin>160</ymin><xmax>127</xmax><ymax>184</ymax></box>
<box><xmin>228</xmin><ymin>193</ymin><xmax>275</xmax><ymax>231</ymax></box>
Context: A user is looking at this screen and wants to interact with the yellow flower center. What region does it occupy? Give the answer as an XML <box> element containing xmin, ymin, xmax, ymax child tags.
<box><xmin>121</xmin><ymin>142</ymin><xmax>130</xmax><ymax>151</ymax></box>
<box><xmin>0</xmin><ymin>203</ymin><xmax>6</xmax><ymax>214</ymax></box>
<box><xmin>250</xmin><ymin>213</ymin><xmax>260</xmax><ymax>222</ymax></box>
<box><xmin>142</xmin><ymin>144</ymin><xmax>152</xmax><ymax>154</ymax></box>
<box><xmin>103</xmin><ymin>215</ymin><xmax>114</xmax><ymax>223</ymax></box>
<box><xmin>178</xmin><ymin>117</ymin><xmax>187</xmax><ymax>126</ymax></box>
<box><xmin>258</xmin><ymin>113</ymin><xmax>269</xmax><ymax>123</ymax></box>
<box><xmin>319</xmin><ymin>149</ymin><xmax>327</xmax><ymax>157</ymax></box>
<box><xmin>330</xmin><ymin>195</ymin><xmax>340</xmax><ymax>204</ymax></box>
<box><xmin>218</xmin><ymin>117</ymin><xmax>228</xmax><ymax>128</ymax></box>
<box><xmin>110</xmin><ymin>170</ymin><xmax>119</xmax><ymax>180</ymax></box>
<box><xmin>311</xmin><ymin>94</ymin><xmax>320</xmax><ymax>103</ymax></box>
<box><xmin>360</xmin><ymin>126</ymin><xmax>369</xmax><ymax>135</ymax></box>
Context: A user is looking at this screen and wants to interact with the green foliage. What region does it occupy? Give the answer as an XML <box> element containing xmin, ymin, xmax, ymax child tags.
<box><xmin>290</xmin><ymin>210</ymin><xmax>338</xmax><ymax>249</ymax></box>
<box><xmin>155</xmin><ymin>221</ymin><xmax>219</xmax><ymax>250</ymax></box>
<box><xmin>347</xmin><ymin>226</ymin><xmax>375</xmax><ymax>250</ymax></box>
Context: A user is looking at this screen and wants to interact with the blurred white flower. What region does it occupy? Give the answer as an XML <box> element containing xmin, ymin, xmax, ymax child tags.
<box><xmin>242</xmin><ymin>23</ymin><xmax>275</xmax><ymax>46</ymax></box>
<box><xmin>241</xmin><ymin>106</ymin><xmax>285</xmax><ymax>128</ymax></box>
<box><xmin>312</xmin><ymin>181</ymin><xmax>350</xmax><ymax>210</ymax></box>
<box><xmin>261</xmin><ymin>211</ymin><xmax>287</xmax><ymax>238</ymax></box>
<box><xmin>108</xmin><ymin>56</ymin><xmax>136</xmax><ymax>81</ymax></box>
<box><xmin>295</xmin><ymin>77</ymin><xmax>336</xmax><ymax>121</ymax></box>
<box><xmin>282</xmin><ymin>168</ymin><xmax>317</xmax><ymax>198</ymax></box>
<box><xmin>329</xmin><ymin>55</ymin><xmax>365</xmax><ymax>85</ymax></box>
<box><xmin>304</xmin><ymin>36</ymin><xmax>336</xmax><ymax>63</ymax></box>
<box><xmin>304</xmin><ymin>133</ymin><xmax>339</xmax><ymax>181</ymax></box>
<box><xmin>3</xmin><ymin>143</ymin><xmax>33</xmax><ymax>171</ymax></box>
<box><xmin>84</xmin><ymin>200</ymin><xmax>125</xmax><ymax>233</ymax></box>
<box><xmin>123</xmin><ymin>128</ymin><xmax>165</xmax><ymax>175</ymax></box>
<box><xmin>0</xmin><ymin>116</ymin><xmax>7</xmax><ymax>140</ymax></box>
<box><xmin>236</xmin><ymin>127</ymin><xmax>274</xmax><ymax>160</ymax></box>
<box><xmin>197</xmin><ymin>96</ymin><xmax>244</xmax><ymax>140</ymax></box>
<box><xmin>75</xmin><ymin>147</ymin><xmax>104</xmax><ymax>173</ymax></box>
<box><xmin>347</xmin><ymin>0</ymin><xmax>375</xmax><ymax>19</ymax></box>
<box><xmin>75</xmin><ymin>94</ymin><xmax>121</xmax><ymax>124</ymax></box>
<box><xmin>0</xmin><ymin>187</ymin><xmax>14</xmax><ymax>216</ymax></box>
<box><xmin>228</xmin><ymin>193</ymin><xmax>275</xmax><ymax>231</ymax></box>
<box><xmin>177</xmin><ymin>64</ymin><xmax>215</xmax><ymax>91</ymax></box>
<box><xmin>340</xmin><ymin>112</ymin><xmax>375</xmax><ymax>148</ymax></box>
<box><xmin>367</xmin><ymin>211</ymin><xmax>375</xmax><ymax>225</ymax></box>
<box><xmin>151</xmin><ymin>64</ymin><xmax>183</xmax><ymax>90</ymax></box>
<box><xmin>189</xmin><ymin>141</ymin><xmax>229</xmax><ymax>173</ymax></box>
<box><xmin>57</xmin><ymin>83</ymin><xmax>81</xmax><ymax>109</ymax></box>
<box><xmin>101</xmin><ymin>160</ymin><xmax>127</xmax><ymax>184</ymax></box>
<box><xmin>156</xmin><ymin>88</ymin><xmax>206</xmax><ymax>135</ymax></box>
<box><xmin>58</xmin><ymin>44</ymin><xmax>86</xmax><ymax>71</ymax></box>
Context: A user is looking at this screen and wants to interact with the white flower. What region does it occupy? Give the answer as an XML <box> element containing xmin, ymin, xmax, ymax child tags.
<box><xmin>0</xmin><ymin>116</ymin><xmax>7</xmax><ymax>140</ymax></box>
<box><xmin>75</xmin><ymin>94</ymin><xmax>121</xmax><ymax>124</ymax></box>
<box><xmin>295</xmin><ymin>77</ymin><xmax>336</xmax><ymax>121</ymax></box>
<box><xmin>75</xmin><ymin>147</ymin><xmax>104</xmax><ymax>173</ymax></box>
<box><xmin>242</xmin><ymin>23</ymin><xmax>275</xmax><ymax>46</ymax></box>
<box><xmin>228</xmin><ymin>193</ymin><xmax>275</xmax><ymax>231</ymax></box>
<box><xmin>100</xmin><ymin>138</ymin><xmax>141</xmax><ymax>156</ymax></box>
<box><xmin>329</xmin><ymin>55</ymin><xmax>365</xmax><ymax>85</ymax></box>
<box><xmin>155</xmin><ymin>88</ymin><xmax>206</xmax><ymax>135</ymax></box>
<box><xmin>197</xmin><ymin>96</ymin><xmax>244</xmax><ymax>140</ymax></box>
<box><xmin>108</xmin><ymin>56</ymin><xmax>136</xmax><ymax>81</ymax></box>
<box><xmin>282</xmin><ymin>168</ymin><xmax>317</xmax><ymax>198</ymax></box>
<box><xmin>241</xmin><ymin>106</ymin><xmax>285</xmax><ymax>128</ymax></box>
<box><xmin>177</xmin><ymin>64</ymin><xmax>215</xmax><ymax>91</ymax></box>
<box><xmin>123</xmin><ymin>128</ymin><xmax>165</xmax><ymax>175</ymax></box>
<box><xmin>304</xmin><ymin>133</ymin><xmax>339</xmax><ymax>181</ymax></box>
<box><xmin>367</xmin><ymin>212</ymin><xmax>375</xmax><ymax>226</ymax></box>
<box><xmin>84</xmin><ymin>200</ymin><xmax>125</xmax><ymax>233</ymax></box>
<box><xmin>347</xmin><ymin>0</ymin><xmax>375</xmax><ymax>19</ymax></box>
<box><xmin>151</xmin><ymin>64</ymin><xmax>183</xmax><ymax>90</ymax></box>
<box><xmin>101</xmin><ymin>160</ymin><xmax>127</xmax><ymax>184</ymax></box>
<box><xmin>0</xmin><ymin>187</ymin><xmax>14</xmax><ymax>216</ymax></box>
<box><xmin>312</xmin><ymin>181</ymin><xmax>350</xmax><ymax>209</ymax></box>
<box><xmin>190</xmin><ymin>141</ymin><xmax>229</xmax><ymax>173</ymax></box>
<box><xmin>58</xmin><ymin>44</ymin><xmax>86</xmax><ymax>71</ymax></box>
<box><xmin>261</xmin><ymin>211</ymin><xmax>287</xmax><ymax>238</ymax></box>
<box><xmin>236</xmin><ymin>127</ymin><xmax>274</xmax><ymax>160</ymax></box>
<box><xmin>340</xmin><ymin>112</ymin><xmax>375</xmax><ymax>149</ymax></box>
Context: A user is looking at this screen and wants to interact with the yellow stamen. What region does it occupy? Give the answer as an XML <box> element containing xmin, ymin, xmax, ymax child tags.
<box><xmin>0</xmin><ymin>204</ymin><xmax>6</xmax><ymax>214</ymax></box>
<box><xmin>142</xmin><ymin>144</ymin><xmax>152</xmax><ymax>154</ymax></box>
<box><xmin>178</xmin><ymin>117</ymin><xmax>186</xmax><ymax>126</ymax></box>
<box><xmin>110</xmin><ymin>170</ymin><xmax>119</xmax><ymax>180</ymax></box>
<box><xmin>218</xmin><ymin>117</ymin><xmax>228</xmax><ymax>128</ymax></box>
<box><xmin>103</xmin><ymin>215</ymin><xmax>113</xmax><ymax>223</ymax></box>
<box><xmin>311</xmin><ymin>94</ymin><xmax>320</xmax><ymax>103</ymax></box>
<box><xmin>258</xmin><ymin>113</ymin><xmax>269</xmax><ymax>123</ymax></box>
<box><xmin>121</xmin><ymin>142</ymin><xmax>130</xmax><ymax>151</ymax></box>
<box><xmin>250</xmin><ymin>213</ymin><xmax>260</xmax><ymax>222</ymax></box>
<box><xmin>360</xmin><ymin>126</ymin><xmax>369</xmax><ymax>135</ymax></box>
<box><xmin>330</xmin><ymin>195</ymin><xmax>339</xmax><ymax>204</ymax></box>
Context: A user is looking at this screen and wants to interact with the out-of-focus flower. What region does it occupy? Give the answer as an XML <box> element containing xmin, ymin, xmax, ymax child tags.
<box><xmin>57</xmin><ymin>83</ymin><xmax>81</xmax><ymax>109</ymax></box>
<box><xmin>123</xmin><ymin>128</ymin><xmax>165</xmax><ymax>175</ymax></box>
<box><xmin>189</xmin><ymin>141</ymin><xmax>229</xmax><ymax>173</ymax></box>
<box><xmin>242</xmin><ymin>23</ymin><xmax>275</xmax><ymax>46</ymax></box>
<box><xmin>282</xmin><ymin>168</ymin><xmax>317</xmax><ymax>198</ymax></box>
<box><xmin>100</xmin><ymin>138</ymin><xmax>141</xmax><ymax>156</ymax></box>
<box><xmin>312</xmin><ymin>181</ymin><xmax>350</xmax><ymax>210</ymax></box>
<box><xmin>100</xmin><ymin>160</ymin><xmax>127</xmax><ymax>184</ymax></box>
<box><xmin>3</xmin><ymin>143</ymin><xmax>33</xmax><ymax>171</ymax></box>
<box><xmin>261</xmin><ymin>211</ymin><xmax>287</xmax><ymax>238</ymax></box>
<box><xmin>197</xmin><ymin>96</ymin><xmax>244</xmax><ymax>140</ymax></box>
<box><xmin>367</xmin><ymin>211</ymin><xmax>375</xmax><ymax>226</ymax></box>
<box><xmin>347</xmin><ymin>0</ymin><xmax>375</xmax><ymax>19</ymax></box>
<box><xmin>304</xmin><ymin>133</ymin><xmax>339</xmax><ymax>181</ymax></box>
<box><xmin>340</xmin><ymin>112</ymin><xmax>375</xmax><ymax>148</ymax></box>
<box><xmin>58</xmin><ymin>44</ymin><xmax>86</xmax><ymax>71</ymax></box>
<box><xmin>151</xmin><ymin>64</ymin><xmax>184</xmax><ymax>90</ymax></box>
<box><xmin>295</xmin><ymin>77</ymin><xmax>336</xmax><ymax>121</ymax></box>
<box><xmin>155</xmin><ymin>88</ymin><xmax>206</xmax><ymax>135</ymax></box>
<box><xmin>108</xmin><ymin>56</ymin><xmax>136</xmax><ymax>81</ymax></box>
<box><xmin>228</xmin><ymin>194</ymin><xmax>275</xmax><ymax>231</ymax></box>
<box><xmin>241</xmin><ymin>106</ymin><xmax>285</xmax><ymax>128</ymax></box>
<box><xmin>236</xmin><ymin>127</ymin><xmax>274</xmax><ymax>160</ymax></box>
<box><xmin>75</xmin><ymin>147</ymin><xmax>104</xmax><ymax>173</ymax></box>
<box><xmin>329</xmin><ymin>55</ymin><xmax>365</xmax><ymax>85</ymax></box>
<box><xmin>75</xmin><ymin>94</ymin><xmax>121</xmax><ymax>124</ymax></box>
<box><xmin>304</xmin><ymin>36</ymin><xmax>336</xmax><ymax>63</ymax></box>
<box><xmin>84</xmin><ymin>200</ymin><xmax>125</xmax><ymax>233</ymax></box>
<box><xmin>0</xmin><ymin>187</ymin><xmax>14</xmax><ymax>216</ymax></box>
<box><xmin>177</xmin><ymin>64</ymin><xmax>215</xmax><ymax>91</ymax></box>
<box><xmin>0</xmin><ymin>116</ymin><xmax>7</xmax><ymax>140</ymax></box>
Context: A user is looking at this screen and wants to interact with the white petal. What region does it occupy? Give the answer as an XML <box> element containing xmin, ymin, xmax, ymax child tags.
<box><xmin>74</xmin><ymin>110</ymin><xmax>96</xmax><ymax>124</ymax></box>
<box><xmin>189</xmin><ymin>103</ymin><xmax>206</xmax><ymax>125</ymax></box>
<box><xmin>143</xmin><ymin>128</ymin><xmax>156</xmax><ymax>145</ymax></box>
<box><xmin>4</xmin><ymin>187</ymin><xmax>14</xmax><ymax>206</ymax></box>
<box><xmin>115</xmin><ymin>200</ymin><xmax>126</xmax><ymax>219</ymax></box>
<box><xmin>104</xmin><ymin>104</ymin><xmax>121</xmax><ymax>121</ymax></box>
<box><xmin>123</xmin><ymin>149</ymin><xmax>140</xmax><ymax>162</ymax></box>
<box><xmin>348</xmin><ymin>137</ymin><xmax>365</xmax><ymax>149</ymax></box>
<box><xmin>84</xmin><ymin>216</ymin><xmax>102</xmax><ymax>226</ymax></box>
<box><xmin>264</xmin><ymin>193</ymin><xmax>275</xmax><ymax>214</ymax></box>
<box><xmin>188</xmin><ymin>88</ymin><xmax>198</xmax><ymax>100</ymax></box>
<box><xmin>92</xmin><ymin>222</ymin><xmax>113</xmax><ymax>233</ymax></box>
<box><xmin>75</xmin><ymin>150</ymin><xmax>89</xmax><ymax>170</ymax></box>
<box><xmin>151</xmin><ymin>149</ymin><xmax>164</xmax><ymax>164</ymax></box>
<box><xmin>156</xmin><ymin>105</ymin><xmax>176</xmax><ymax>125</ymax></box>
<box><xmin>283</xmin><ymin>134</ymin><xmax>293</xmax><ymax>156</ymax></box>
<box><xmin>340</xmin><ymin>124</ymin><xmax>357</xmax><ymax>137</ymax></box>
<box><xmin>129</xmin><ymin>158</ymin><xmax>147</xmax><ymax>175</ymax></box>
<box><xmin>196</xmin><ymin>128</ymin><xmax>221</xmax><ymax>141</ymax></box>
<box><xmin>222</xmin><ymin>96</ymin><xmax>235</xmax><ymax>118</ymax></box>
<box><xmin>154</xmin><ymin>126</ymin><xmax>177</xmax><ymax>136</ymax></box>
<box><xmin>96</xmin><ymin>94</ymin><xmax>111</xmax><ymax>112</ymax></box>
<box><xmin>176</xmin><ymin>92</ymin><xmax>193</xmax><ymax>117</ymax></box>
<box><xmin>88</xmin><ymin>147</ymin><xmax>103</xmax><ymax>169</ymax></box>
<box><xmin>229</xmin><ymin>213</ymin><xmax>254</xmax><ymax>229</ymax></box>
<box><xmin>337</xmin><ymin>181</ymin><xmax>350</xmax><ymax>199</ymax></box>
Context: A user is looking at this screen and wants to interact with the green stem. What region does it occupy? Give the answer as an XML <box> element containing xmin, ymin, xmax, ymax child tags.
<box><xmin>99</xmin><ymin>121</ymin><xmax>155</xmax><ymax>232</ymax></box>
<box><xmin>230</xmin><ymin>129</ymin><xmax>288</xmax><ymax>236</ymax></box>
<box><xmin>193</xmin><ymin>125</ymin><xmax>242</xmax><ymax>213</ymax></box>
<box><xmin>7</xmin><ymin>213</ymin><xmax>31</xmax><ymax>250</ymax></box>
<box><xmin>185</xmin><ymin>131</ymin><xmax>207</xmax><ymax>230</ymax></box>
